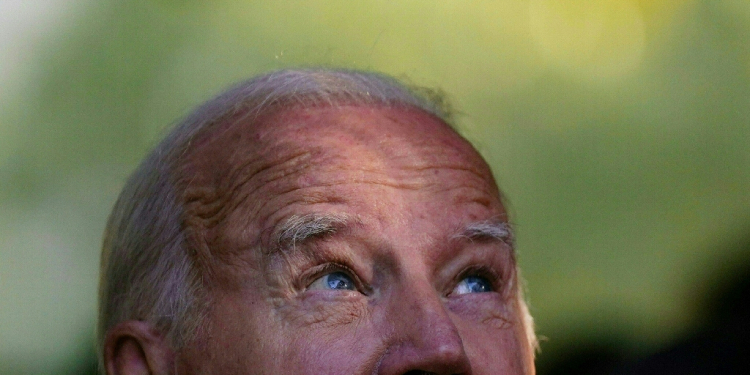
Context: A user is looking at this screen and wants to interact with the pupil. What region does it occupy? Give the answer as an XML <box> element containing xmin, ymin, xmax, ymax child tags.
<box><xmin>466</xmin><ymin>276</ymin><xmax>490</xmax><ymax>293</ymax></box>
<box><xmin>327</xmin><ymin>272</ymin><xmax>353</xmax><ymax>290</ymax></box>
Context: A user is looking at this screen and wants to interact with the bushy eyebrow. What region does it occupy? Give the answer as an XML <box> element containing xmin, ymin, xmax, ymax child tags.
<box><xmin>270</xmin><ymin>213</ymin><xmax>351</xmax><ymax>253</ymax></box>
<box><xmin>452</xmin><ymin>220</ymin><xmax>514</xmax><ymax>245</ymax></box>
<box><xmin>267</xmin><ymin>215</ymin><xmax>512</xmax><ymax>256</ymax></box>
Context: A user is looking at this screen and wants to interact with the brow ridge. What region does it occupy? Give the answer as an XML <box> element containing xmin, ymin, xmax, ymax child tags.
<box><xmin>452</xmin><ymin>220</ymin><xmax>514</xmax><ymax>245</ymax></box>
<box><xmin>270</xmin><ymin>213</ymin><xmax>351</xmax><ymax>253</ymax></box>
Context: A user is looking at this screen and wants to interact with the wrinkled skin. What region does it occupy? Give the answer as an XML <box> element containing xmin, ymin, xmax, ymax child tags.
<box><xmin>173</xmin><ymin>105</ymin><xmax>535</xmax><ymax>374</ymax></box>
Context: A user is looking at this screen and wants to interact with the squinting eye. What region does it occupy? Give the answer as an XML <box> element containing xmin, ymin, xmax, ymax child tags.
<box><xmin>308</xmin><ymin>272</ymin><xmax>356</xmax><ymax>291</ymax></box>
<box><xmin>453</xmin><ymin>275</ymin><xmax>493</xmax><ymax>295</ymax></box>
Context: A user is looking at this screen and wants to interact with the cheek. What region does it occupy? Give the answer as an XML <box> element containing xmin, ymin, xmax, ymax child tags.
<box><xmin>273</xmin><ymin>314</ymin><xmax>382</xmax><ymax>374</ymax></box>
<box><xmin>445</xmin><ymin>294</ymin><xmax>515</xmax><ymax>330</ymax></box>
<box><xmin>177</xmin><ymin>294</ymin><xmax>277</xmax><ymax>374</ymax></box>
<box><xmin>447</xmin><ymin>296</ymin><xmax>530</xmax><ymax>373</ymax></box>
<box><xmin>266</xmin><ymin>294</ymin><xmax>379</xmax><ymax>373</ymax></box>
<box><xmin>457</xmin><ymin>319</ymin><xmax>529</xmax><ymax>374</ymax></box>
<box><xmin>275</xmin><ymin>292</ymin><xmax>369</xmax><ymax>328</ymax></box>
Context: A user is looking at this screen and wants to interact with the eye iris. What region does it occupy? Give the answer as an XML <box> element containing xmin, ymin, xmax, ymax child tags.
<box><xmin>464</xmin><ymin>276</ymin><xmax>491</xmax><ymax>293</ymax></box>
<box><xmin>326</xmin><ymin>272</ymin><xmax>355</xmax><ymax>290</ymax></box>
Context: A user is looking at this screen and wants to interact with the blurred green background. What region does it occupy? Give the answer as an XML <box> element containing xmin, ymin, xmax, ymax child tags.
<box><xmin>1</xmin><ymin>0</ymin><xmax>749</xmax><ymax>373</ymax></box>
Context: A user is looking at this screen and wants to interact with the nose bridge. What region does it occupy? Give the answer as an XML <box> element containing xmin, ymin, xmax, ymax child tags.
<box><xmin>399</xmin><ymin>278</ymin><xmax>457</xmax><ymax>342</ymax></box>
<box><xmin>377</xmin><ymin>272</ymin><xmax>472</xmax><ymax>374</ymax></box>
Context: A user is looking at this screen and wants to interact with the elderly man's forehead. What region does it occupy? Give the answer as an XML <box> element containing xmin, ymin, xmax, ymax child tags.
<box><xmin>196</xmin><ymin>104</ymin><xmax>461</xmax><ymax>147</ymax></box>
<box><xmin>181</xmin><ymin>104</ymin><xmax>491</xmax><ymax>179</ymax></box>
<box><xmin>256</xmin><ymin>104</ymin><xmax>457</xmax><ymax>139</ymax></box>
<box><xmin>176</xmin><ymin>102</ymin><xmax>501</xmax><ymax>241</ymax></box>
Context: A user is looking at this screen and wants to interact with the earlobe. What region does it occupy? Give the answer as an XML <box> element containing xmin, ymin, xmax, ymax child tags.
<box><xmin>104</xmin><ymin>321</ymin><xmax>174</xmax><ymax>375</ymax></box>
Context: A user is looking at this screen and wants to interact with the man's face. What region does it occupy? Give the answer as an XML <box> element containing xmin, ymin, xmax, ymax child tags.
<box><xmin>176</xmin><ymin>105</ymin><xmax>534</xmax><ymax>374</ymax></box>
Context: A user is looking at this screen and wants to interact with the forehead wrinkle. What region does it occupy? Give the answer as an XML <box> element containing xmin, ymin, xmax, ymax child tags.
<box><xmin>260</xmin><ymin>161</ymin><xmax>491</xmax><ymax>200</ymax></box>
<box><xmin>224</xmin><ymin>149</ymin><xmax>313</xmax><ymax>197</ymax></box>
<box><xmin>251</xmin><ymin>162</ymin><xmax>499</xmax><ymax>242</ymax></box>
<box><xmin>252</xmin><ymin>176</ymin><xmax>475</xmax><ymax>229</ymax></box>
<box><xmin>181</xmin><ymin>147</ymin><xmax>313</xmax><ymax>224</ymax></box>
<box><xmin>178</xmin><ymin>147</ymin><xmax>322</xmax><ymax>276</ymax></box>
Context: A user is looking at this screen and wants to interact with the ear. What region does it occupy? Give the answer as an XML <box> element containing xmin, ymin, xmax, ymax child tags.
<box><xmin>103</xmin><ymin>320</ymin><xmax>174</xmax><ymax>375</ymax></box>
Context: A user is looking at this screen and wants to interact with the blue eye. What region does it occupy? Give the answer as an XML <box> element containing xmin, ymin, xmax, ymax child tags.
<box><xmin>308</xmin><ymin>271</ymin><xmax>356</xmax><ymax>291</ymax></box>
<box><xmin>453</xmin><ymin>275</ymin><xmax>493</xmax><ymax>295</ymax></box>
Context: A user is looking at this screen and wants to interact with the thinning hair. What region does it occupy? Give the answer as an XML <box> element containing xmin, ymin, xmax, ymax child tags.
<box><xmin>97</xmin><ymin>69</ymin><xmax>536</xmax><ymax>371</ymax></box>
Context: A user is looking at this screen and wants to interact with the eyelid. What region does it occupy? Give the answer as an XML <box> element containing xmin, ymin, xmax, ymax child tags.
<box><xmin>303</xmin><ymin>263</ymin><xmax>371</xmax><ymax>295</ymax></box>
<box><xmin>448</xmin><ymin>264</ymin><xmax>502</xmax><ymax>296</ymax></box>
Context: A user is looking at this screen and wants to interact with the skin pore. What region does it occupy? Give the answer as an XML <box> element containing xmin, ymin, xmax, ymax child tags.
<box><xmin>121</xmin><ymin>104</ymin><xmax>534</xmax><ymax>374</ymax></box>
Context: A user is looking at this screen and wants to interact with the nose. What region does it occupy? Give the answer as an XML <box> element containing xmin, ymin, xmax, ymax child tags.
<box><xmin>376</xmin><ymin>280</ymin><xmax>472</xmax><ymax>375</ymax></box>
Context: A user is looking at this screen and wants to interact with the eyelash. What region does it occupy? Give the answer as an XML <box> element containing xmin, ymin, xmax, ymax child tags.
<box><xmin>303</xmin><ymin>262</ymin><xmax>370</xmax><ymax>295</ymax></box>
<box><xmin>452</xmin><ymin>265</ymin><xmax>502</xmax><ymax>293</ymax></box>
<box><xmin>300</xmin><ymin>261</ymin><xmax>504</xmax><ymax>296</ymax></box>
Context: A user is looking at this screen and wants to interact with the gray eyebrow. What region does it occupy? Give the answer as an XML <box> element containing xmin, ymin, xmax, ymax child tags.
<box><xmin>452</xmin><ymin>220</ymin><xmax>514</xmax><ymax>245</ymax></box>
<box><xmin>271</xmin><ymin>213</ymin><xmax>351</xmax><ymax>252</ymax></box>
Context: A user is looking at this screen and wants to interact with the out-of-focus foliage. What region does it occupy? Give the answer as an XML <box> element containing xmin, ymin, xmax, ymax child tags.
<box><xmin>1</xmin><ymin>0</ymin><xmax>748</xmax><ymax>373</ymax></box>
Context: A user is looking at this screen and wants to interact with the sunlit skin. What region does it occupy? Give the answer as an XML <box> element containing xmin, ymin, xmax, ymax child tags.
<box><xmin>169</xmin><ymin>104</ymin><xmax>535</xmax><ymax>374</ymax></box>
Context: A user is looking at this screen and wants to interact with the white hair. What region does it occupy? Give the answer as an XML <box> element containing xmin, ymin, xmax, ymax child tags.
<box><xmin>97</xmin><ymin>69</ymin><xmax>536</xmax><ymax>371</ymax></box>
